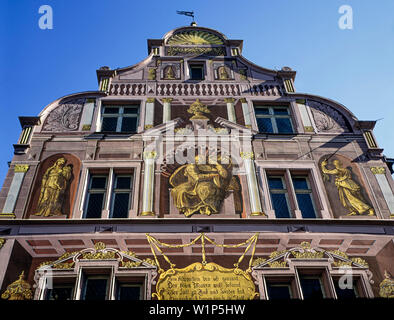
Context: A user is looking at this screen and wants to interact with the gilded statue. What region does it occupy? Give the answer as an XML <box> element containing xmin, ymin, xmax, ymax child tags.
<box><xmin>170</xmin><ymin>155</ymin><xmax>241</xmax><ymax>217</ymax></box>
<box><xmin>34</xmin><ymin>157</ymin><xmax>72</xmax><ymax>217</ymax></box>
<box><xmin>218</xmin><ymin>66</ymin><xmax>230</xmax><ymax>80</ymax></box>
<box><xmin>321</xmin><ymin>159</ymin><xmax>374</xmax><ymax>216</ymax></box>
<box><xmin>164</xmin><ymin>65</ymin><xmax>176</xmax><ymax>79</ymax></box>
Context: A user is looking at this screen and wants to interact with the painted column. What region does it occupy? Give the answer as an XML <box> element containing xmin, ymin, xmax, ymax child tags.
<box><xmin>1</xmin><ymin>165</ymin><xmax>29</xmax><ymax>218</ymax></box>
<box><xmin>240</xmin><ymin>152</ymin><xmax>266</xmax><ymax>216</ymax></box>
<box><xmin>80</xmin><ymin>98</ymin><xmax>96</xmax><ymax>131</ymax></box>
<box><xmin>296</xmin><ymin>99</ymin><xmax>314</xmax><ymax>133</ymax></box>
<box><xmin>371</xmin><ymin>167</ymin><xmax>394</xmax><ymax>217</ymax></box>
<box><xmin>144</xmin><ymin>98</ymin><xmax>155</xmax><ymax>129</ymax></box>
<box><xmin>224</xmin><ymin>98</ymin><xmax>236</xmax><ymax>123</ymax></box>
<box><xmin>240</xmin><ymin>98</ymin><xmax>252</xmax><ymax>128</ymax></box>
<box><xmin>140</xmin><ymin>151</ymin><xmax>157</xmax><ymax>216</ymax></box>
<box><xmin>162</xmin><ymin>98</ymin><xmax>173</xmax><ymax>123</ymax></box>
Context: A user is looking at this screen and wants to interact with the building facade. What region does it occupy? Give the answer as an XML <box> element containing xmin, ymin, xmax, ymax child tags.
<box><xmin>0</xmin><ymin>25</ymin><xmax>393</xmax><ymax>300</ymax></box>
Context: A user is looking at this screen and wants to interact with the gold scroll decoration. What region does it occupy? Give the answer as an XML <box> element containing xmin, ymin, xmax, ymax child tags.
<box><xmin>147</xmin><ymin>233</ymin><xmax>259</xmax><ymax>300</ymax></box>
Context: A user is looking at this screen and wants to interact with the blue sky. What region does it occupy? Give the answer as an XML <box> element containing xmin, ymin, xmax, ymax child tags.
<box><xmin>1</xmin><ymin>0</ymin><xmax>394</xmax><ymax>184</ymax></box>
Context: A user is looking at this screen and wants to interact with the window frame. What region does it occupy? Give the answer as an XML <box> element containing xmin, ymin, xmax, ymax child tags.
<box><xmin>188</xmin><ymin>62</ymin><xmax>205</xmax><ymax>81</ymax></box>
<box><xmin>83</xmin><ymin>175</ymin><xmax>108</xmax><ymax>219</ymax></box>
<box><xmin>254</xmin><ymin>105</ymin><xmax>294</xmax><ymax>134</ymax></box>
<box><xmin>292</xmin><ymin>175</ymin><xmax>318</xmax><ymax>219</ymax></box>
<box><xmin>267</xmin><ymin>175</ymin><xmax>292</xmax><ymax>219</ymax></box>
<box><xmin>100</xmin><ymin>104</ymin><xmax>140</xmax><ymax>133</ymax></box>
<box><xmin>109</xmin><ymin>174</ymin><xmax>133</xmax><ymax>219</ymax></box>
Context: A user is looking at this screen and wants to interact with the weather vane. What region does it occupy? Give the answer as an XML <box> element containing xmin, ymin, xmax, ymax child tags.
<box><xmin>176</xmin><ymin>11</ymin><xmax>196</xmax><ymax>25</ymax></box>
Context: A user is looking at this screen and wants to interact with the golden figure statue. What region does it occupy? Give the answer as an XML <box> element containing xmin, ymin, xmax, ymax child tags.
<box><xmin>321</xmin><ymin>159</ymin><xmax>374</xmax><ymax>216</ymax></box>
<box><xmin>34</xmin><ymin>157</ymin><xmax>72</xmax><ymax>217</ymax></box>
<box><xmin>170</xmin><ymin>155</ymin><xmax>240</xmax><ymax>217</ymax></box>
<box><xmin>218</xmin><ymin>66</ymin><xmax>229</xmax><ymax>80</ymax></box>
<box><xmin>164</xmin><ymin>65</ymin><xmax>176</xmax><ymax>79</ymax></box>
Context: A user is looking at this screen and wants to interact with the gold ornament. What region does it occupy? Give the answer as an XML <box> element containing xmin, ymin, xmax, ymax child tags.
<box><xmin>218</xmin><ymin>66</ymin><xmax>230</xmax><ymax>80</ymax></box>
<box><xmin>1</xmin><ymin>271</ymin><xmax>32</xmax><ymax>300</ymax></box>
<box><xmin>82</xmin><ymin>124</ymin><xmax>91</xmax><ymax>131</ymax></box>
<box><xmin>167</xmin><ymin>30</ymin><xmax>224</xmax><ymax>45</ymax></box>
<box><xmin>321</xmin><ymin>159</ymin><xmax>375</xmax><ymax>216</ymax></box>
<box><xmin>187</xmin><ymin>99</ymin><xmax>210</xmax><ymax>120</ymax></box>
<box><xmin>34</xmin><ymin>157</ymin><xmax>72</xmax><ymax>217</ymax></box>
<box><xmin>14</xmin><ymin>164</ymin><xmax>29</xmax><ymax>173</ymax></box>
<box><xmin>370</xmin><ymin>167</ymin><xmax>386</xmax><ymax>175</ymax></box>
<box><xmin>163</xmin><ymin>65</ymin><xmax>176</xmax><ymax>79</ymax></box>
<box><xmin>379</xmin><ymin>271</ymin><xmax>394</xmax><ymax>298</ymax></box>
<box><xmin>240</xmin><ymin>152</ymin><xmax>254</xmax><ymax>160</ymax></box>
<box><xmin>143</xmin><ymin>151</ymin><xmax>157</xmax><ymax>159</ymax></box>
<box><xmin>148</xmin><ymin>68</ymin><xmax>156</xmax><ymax>80</ymax></box>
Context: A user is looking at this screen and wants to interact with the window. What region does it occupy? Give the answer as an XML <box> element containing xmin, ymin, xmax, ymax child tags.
<box><xmin>267</xmin><ymin>173</ymin><xmax>318</xmax><ymax>219</ymax></box>
<box><xmin>116</xmin><ymin>283</ymin><xmax>142</xmax><ymax>300</ymax></box>
<box><xmin>84</xmin><ymin>176</ymin><xmax>107</xmax><ymax>219</ymax></box>
<box><xmin>110</xmin><ymin>175</ymin><xmax>133</xmax><ymax>218</ymax></box>
<box><xmin>81</xmin><ymin>276</ymin><xmax>109</xmax><ymax>301</ymax></box>
<box><xmin>268</xmin><ymin>176</ymin><xmax>291</xmax><ymax>218</ymax></box>
<box><xmin>266</xmin><ymin>281</ymin><xmax>293</xmax><ymax>299</ymax></box>
<box><xmin>292</xmin><ymin>176</ymin><xmax>317</xmax><ymax>218</ymax></box>
<box><xmin>254</xmin><ymin>105</ymin><xmax>293</xmax><ymax>133</ymax></box>
<box><xmin>299</xmin><ymin>275</ymin><xmax>325</xmax><ymax>299</ymax></box>
<box><xmin>189</xmin><ymin>64</ymin><xmax>204</xmax><ymax>80</ymax></box>
<box><xmin>84</xmin><ymin>173</ymin><xmax>133</xmax><ymax>219</ymax></box>
<box><xmin>46</xmin><ymin>284</ymin><xmax>74</xmax><ymax>300</ymax></box>
<box><xmin>334</xmin><ymin>278</ymin><xmax>359</xmax><ymax>299</ymax></box>
<box><xmin>101</xmin><ymin>105</ymin><xmax>139</xmax><ymax>133</ymax></box>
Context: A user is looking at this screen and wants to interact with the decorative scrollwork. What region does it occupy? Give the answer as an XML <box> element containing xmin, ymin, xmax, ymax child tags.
<box><xmin>1</xmin><ymin>271</ymin><xmax>32</xmax><ymax>300</ymax></box>
<box><xmin>42</xmin><ymin>99</ymin><xmax>84</xmax><ymax>132</ymax></box>
<box><xmin>379</xmin><ymin>271</ymin><xmax>394</xmax><ymax>298</ymax></box>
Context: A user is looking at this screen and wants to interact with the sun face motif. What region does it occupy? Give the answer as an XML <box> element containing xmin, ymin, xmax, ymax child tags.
<box><xmin>167</xmin><ymin>30</ymin><xmax>224</xmax><ymax>45</ymax></box>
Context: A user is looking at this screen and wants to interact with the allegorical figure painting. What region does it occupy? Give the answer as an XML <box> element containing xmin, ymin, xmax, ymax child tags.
<box><xmin>320</xmin><ymin>158</ymin><xmax>374</xmax><ymax>216</ymax></box>
<box><xmin>169</xmin><ymin>155</ymin><xmax>241</xmax><ymax>217</ymax></box>
<box><xmin>34</xmin><ymin>157</ymin><xmax>72</xmax><ymax>217</ymax></box>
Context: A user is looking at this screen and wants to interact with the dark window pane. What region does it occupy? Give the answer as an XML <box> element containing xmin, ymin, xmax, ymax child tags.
<box><xmin>300</xmin><ymin>277</ymin><xmax>324</xmax><ymax>299</ymax></box>
<box><xmin>103</xmin><ymin>107</ymin><xmax>120</xmax><ymax>114</ymax></box>
<box><xmin>334</xmin><ymin>281</ymin><xmax>358</xmax><ymax>299</ymax></box>
<box><xmin>273</xmin><ymin>108</ymin><xmax>289</xmax><ymax>115</ymax></box>
<box><xmin>266</xmin><ymin>283</ymin><xmax>292</xmax><ymax>299</ymax></box>
<box><xmin>123</xmin><ymin>107</ymin><xmax>139</xmax><ymax>114</ymax></box>
<box><xmin>254</xmin><ymin>107</ymin><xmax>270</xmax><ymax>115</ymax></box>
<box><xmin>190</xmin><ymin>66</ymin><xmax>204</xmax><ymax>80</ymax></box>
<box><xmin>46</xmin><ymin>286</ymin><xmax>73</xmax><ymax>300</ymax></box>
<box><xmin>85</xmin><ymin>193</ymin><xmax>104</xmax><ymax>218</ymax></box>
<box><xmin>101</xmin><ymin>117</ymin><xmax>118</xmax><ymax>131</ymax></box>
<box><xmin>121</xmin><ymin>117</ymin><xmax>137</xmax><ymax>132</ymax></box>
<box><xmin>276</xmin><ymin>118</ymin><xmax>293</xmax><ymax>133</ymax></box>
<box><xmin>91</xmin><ymin>177</ymin><xmax>107</xmax><ymax>189</ymax></box>
<box><xmin>117</xmin><ymin>285</ymin><xmax>141</xmax><ymax>300</ymax></box>
<box><xmin>116</xmin><ymin>177</ymin><xmax>131</xmax><ymax>189</ymax></box>
<box><xmin>268</xmin><ymin>177</ymin><xmax>284</xmax><ymax>190</ymax></box>
<box><xmin>112</xmin><ymin>193</ymin><xmax>130</xmax><ymax>218</ymax></box>
<box><xmin>257</xmin><ymin>118</ymin><xmax>273</xmax><ymax>133</ymax></box>
<box><xmin>82</xmin><ymin>278</ymin><xmax>108</xmax><ymax>301</ymax></box>
<box><xmin>271</xmin><ymin>193</ymin><xmax>291</xmax><ymax>218</ymax></box>
<box><xmin>296</xmin><ymin>194</ymin><xmax>316</xmax><ymax>218</ymax></box>
<box><xmin>292</xmin><ymin>177</ymin><xmax>309</xmax><ymax>190</ymax></box>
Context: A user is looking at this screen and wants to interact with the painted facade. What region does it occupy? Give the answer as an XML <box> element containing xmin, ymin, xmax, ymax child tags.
<box><xmin>0</xmin><ymin>25</ymin><xmax>393</xmax><ymax>300</ymax></box>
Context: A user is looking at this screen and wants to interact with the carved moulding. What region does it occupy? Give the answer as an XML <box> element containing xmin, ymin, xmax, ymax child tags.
<box><xmin>1</xmin><ymin>271</ymin><xmax>32</xmax><ymax>300</ymax></box>
<box><xmin>252</xmin><ymin>242</ymin><xmax>372</xmax><ymax>282</ymax></box>
<box><xmin>308</xmin><ymin>100</ymin><xmax>350</xmax><ymax>133</ymax></box>
<box><xmin>42</xmin><ymin>98</ymin><xmax>84</xmax><ymax>132</ymax></box>
<box><xmin>36</xmin><ymin>242</ymin><xmax>157</xmax><ymax>271</ymax></box>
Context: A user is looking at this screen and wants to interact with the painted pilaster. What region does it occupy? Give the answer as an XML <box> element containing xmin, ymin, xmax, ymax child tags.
<box><xmin>140</xmin><ymin>151</ymin><xmax>157</xmax><ymax>216</ymax></box>
<box><xmin>80</xmin><ymin>98</ymin><xmax>96</xmax><ymax>131</ymax></box>
<box><xmin>371</xmin><ymin>167</ymin><xmax>394</xmax><ymax>217</ymax></box>
<box><xmin>162</xmin><ymin>98</ymin><xmax>173</xmax><ymax>123</ymax></box>
<box><xmin>295</xmin><ymin>99</ymin><xmax>314</xmax><ymax>133</ymax></box>
<box><xmin>240</xmin><ymin>152</ymin><xmax>265</xmax><ymax>216</ymax></box>
<box><xmin>224</xmin><ymin>98</ymin><xmax>236</xmax><ymax>123</ymax></box>
<box><xmin>1</xmin><ymin>165</ymin><xmax>29</xmax><ymax>218</ymax></box>
<box><xmin>240</xmin><ymin>98</ymin><xmax>252</xmax><ymax>128</ymax></box>
<box><xmin>144</xmin><ymin>98</ymin><xmax>155</xmax><ymax>129</ymax></box>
